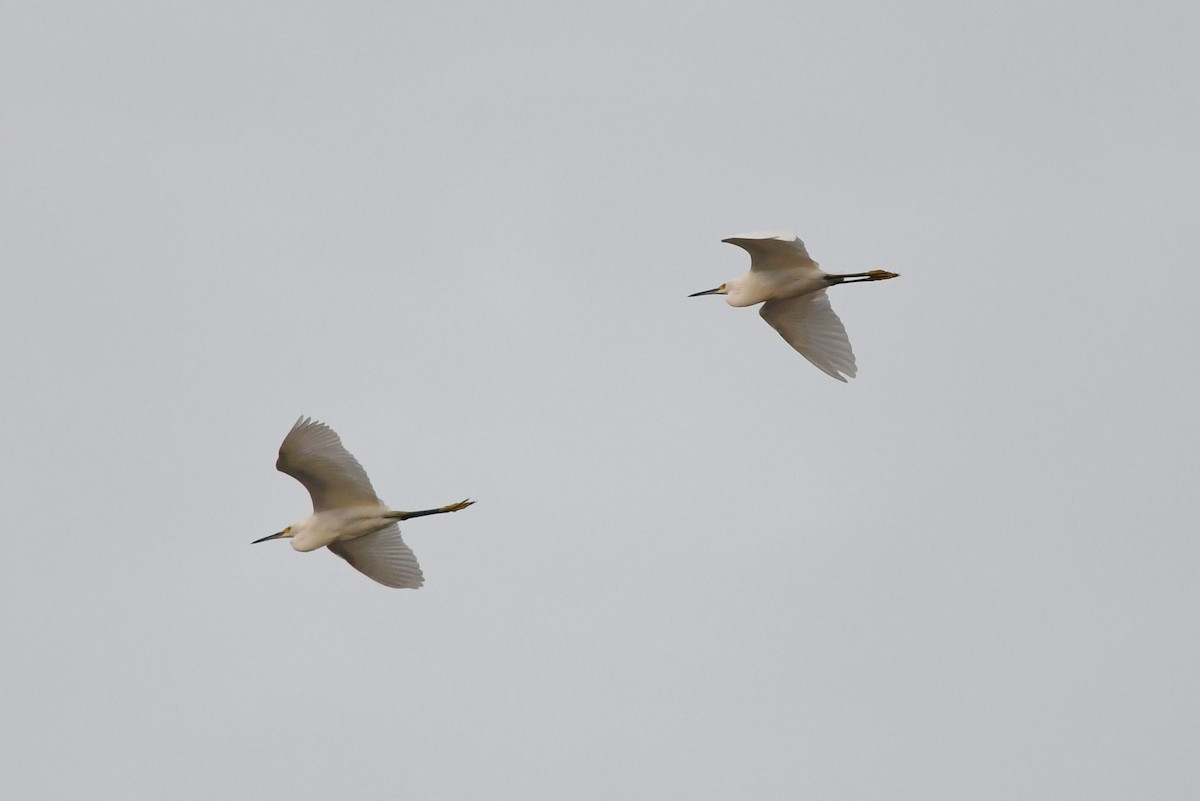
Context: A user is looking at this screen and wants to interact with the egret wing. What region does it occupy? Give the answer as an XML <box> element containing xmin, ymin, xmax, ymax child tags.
<box><xmin>723</xmin><ymin>231</ymin><xmax>820</xmax><ymax>273</ymax></box>
<box><xmin>277</xmin><ymin>417</ymin><xmax>380</xmax><ymax>512</ymax></box>
<box><xmin>759</xmin><ymin>290</ymin><xmax>857</xmax><ymax>381</ymax></box>
<box><xmin>328</xmin><ymin>524</ymin><xmax>424</xmax><ymax>589</ymax></box>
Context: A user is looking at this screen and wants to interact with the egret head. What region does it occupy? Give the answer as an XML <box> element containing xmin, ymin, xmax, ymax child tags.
<box><xmin>688</xmin><ymin>283</ymin><xmax>727</xmax><ymax>298</ymax></box>
<box><xmin>252</xmin><ymin>525</ymin><xmax>292</xmax><ymax>544</ymax></box>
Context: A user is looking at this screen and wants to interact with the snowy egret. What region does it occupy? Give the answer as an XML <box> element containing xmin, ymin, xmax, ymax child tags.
<box><xmin>253</xmin><ymin>417</ymin><xmax>473</xmax><ymax>588</ymax></box>
<box><xmin>690</xmin><ymin>232</ymin><xmax>898</xmax><ymax>381</ymax></box>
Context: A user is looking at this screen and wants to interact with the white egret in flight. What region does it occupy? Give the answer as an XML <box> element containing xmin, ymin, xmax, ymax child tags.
<box><xmin>690</xmin><ymin>232</ymin><xmax>898</xmax><ymax>381</ymax></box>
<box><xmin>254</xmin><ymin>417</ymin><xmax>472</xmax><ymax>588</ymax></box>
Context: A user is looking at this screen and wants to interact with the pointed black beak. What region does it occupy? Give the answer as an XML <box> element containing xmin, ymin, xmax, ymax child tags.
<box><xmin>251</xmin><ymin>531</ymin><xmax>288</xmax><ymax>544</ymax></box>
<box><xmin>688</xmin><ymin>287</ymin><xmax>723</xmax><ymax>297</ymax></box>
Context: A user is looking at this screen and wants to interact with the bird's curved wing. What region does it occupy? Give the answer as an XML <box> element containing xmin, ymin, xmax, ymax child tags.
<box><xmin>759</xmin><ymin>290</ymin><xmax>857</xmax><ymax>381</ymax></box>
<box><xmin>723</xmin><ymin>232</ymin><xmax>819</xmax><ymax>273</ymax></box>
<box><xmin>328</xmin><ymin>524</ymin><xmax>424</xmax><ymax>589</ymax></box>
<box><xmin>277</xmin><ymin>417</ymin><xmax>380</xmax><ymax>512</ymax></box>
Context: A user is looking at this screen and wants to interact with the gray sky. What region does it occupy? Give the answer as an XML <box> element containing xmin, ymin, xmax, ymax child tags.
<box><xmin>3</xmin><ymin>1</ymin><xmax>1199</xmax><ymax>798</ymax></box>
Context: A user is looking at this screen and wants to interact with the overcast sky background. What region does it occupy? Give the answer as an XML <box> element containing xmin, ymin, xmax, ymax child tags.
<box><xmin>3</xmin><ymin>1</ymin><xmax>1199</xmax><ymax>798</ymax></box>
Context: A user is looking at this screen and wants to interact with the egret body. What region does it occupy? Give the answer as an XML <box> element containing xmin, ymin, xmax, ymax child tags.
<box><xmin>254</xmin><ymin>417</ymin><xmax>472</xmax><ymax>588</ymax></box>
<box><xmin>690</xmin><ymin>232</ymin><xmax>898</xmax><ymax>381</ymax></box>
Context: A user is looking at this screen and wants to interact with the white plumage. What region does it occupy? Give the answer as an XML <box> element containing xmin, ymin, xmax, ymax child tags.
<box><xmin>254</xmin><ymin>417</ymin><xmax>472</xmax><ymax>588</ymax></box>
<box><xmin>689</xmin><ymin>232</ymin><xmax>898</xmax><ymax>381</ymax></box>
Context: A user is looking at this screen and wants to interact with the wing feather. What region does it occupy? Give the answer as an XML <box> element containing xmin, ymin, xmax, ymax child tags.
<box><xmin>328</xmin><ymin>524</ymin><xmax>425</xmax><ymax>589</ymax></box>
<box><xmin>276</xmin><ymin>417</ymin><xmax>380</xmax><ymax>512</ymax></box>
<box><xmin>723</xmin><ymin>231</ymin><xmax>819</xmax><ymax>273</ymax></box>
<box><xmin>759</xmin><ymin>291</ymin><xmax>858</xmax><ymax>381</ymax></box>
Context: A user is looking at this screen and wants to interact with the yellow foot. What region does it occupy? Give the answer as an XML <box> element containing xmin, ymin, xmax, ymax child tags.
<box><xmin>441</xmin><ymin>499</ymin><xmax>474</xmax><ymax>513</ymax></box>
<box><xmin>867</xmin><ymin>269</ymin><xmax>900</xmax><ymax>280</ymax></box>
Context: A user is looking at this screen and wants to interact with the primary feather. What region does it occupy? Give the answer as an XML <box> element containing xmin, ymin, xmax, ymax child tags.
<box><xmin>276</xmin><ymin>416</ymin><xmax>380</xmax><ymax>512</ymax></box>
<box><xmin>759</xmin><ymin>291</ymin><xmax>857</xmax><ymax>381</ymax></box>
<box><xmin>328</xmin><ymin>524</ymin><xmax>425</xmax><ymax>589</ymax></box>
<box><xmin>723</xmin><ymin>232</ymin><xmax>818</xmax><ymax>273</ymax></box>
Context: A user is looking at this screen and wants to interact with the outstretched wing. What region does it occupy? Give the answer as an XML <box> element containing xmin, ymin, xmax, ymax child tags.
<box><xmin>328</xmin><ymin>524</ymin><xmax>425</xmax><ymax>589</ymax></box>
<box><xmin>276</xmin><ymin>417</ymin><xmax>381</xmax><ymax>512</ymax></box>
<box><xmin>723</xmin><ymin>231</ymin><xmax>820</xmax><ymax>273</ymax></box>
<box><xmin>759</xmin><ymin>290</ymin><xmax>857</xmax><ymax>381</ymax></box>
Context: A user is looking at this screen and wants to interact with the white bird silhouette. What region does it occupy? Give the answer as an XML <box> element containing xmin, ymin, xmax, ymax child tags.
<box><xmin>690</xmin><ymin>232</ymin><xmax>898</xmax><ymax>381</ymax></box>
<box><xmin>253</xmin><ymin>417</ymin><xmax>472</xmax><ymax>588</ymax></box>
